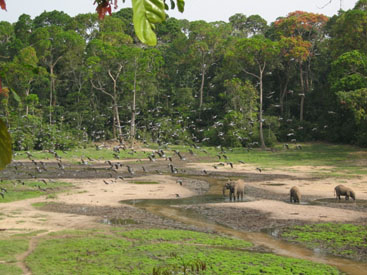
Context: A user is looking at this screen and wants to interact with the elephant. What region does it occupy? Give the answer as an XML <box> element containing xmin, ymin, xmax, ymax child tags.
<box><xmin>334</xmin><ymin>185</ymin><xmax>356</xmax><ymax>201</ymax></box>
<box><xmin>290</xmin><ymin>186</ymin><xmax>301</xmax><ymax>203</ymax></box>
<box><xmin>223</xmin><ymin>179</ymin><xmax>245</xmax><ymax>201</ymax></box>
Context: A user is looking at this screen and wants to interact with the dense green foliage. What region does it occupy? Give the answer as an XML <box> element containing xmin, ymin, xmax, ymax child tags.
<box><xmin>1</xmin><ymin>1</ymin><xmax>367</xmax><ymax>151</ymax></box>
<box><xmin>281</xmin><ymin>223</ymin><xmax>367</xmax><ymax>260</ymax></box>
<box><xmin>25</xmin><ymin>229</ymin><xmax>340</xmax><ymax>274</ymax></box>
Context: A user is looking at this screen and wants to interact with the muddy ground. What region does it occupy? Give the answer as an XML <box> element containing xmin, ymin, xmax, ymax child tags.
<box><xmin>1</xmin><ymin>154</ymin><xmax>367</xmax><ymax>266</ymax></box>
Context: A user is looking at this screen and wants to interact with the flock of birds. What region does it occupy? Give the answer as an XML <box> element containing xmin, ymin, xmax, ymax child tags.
<box><xmin>0</xmin><ymin>141</ymin><xmax>283</xmax><ymax>199</ymax></box>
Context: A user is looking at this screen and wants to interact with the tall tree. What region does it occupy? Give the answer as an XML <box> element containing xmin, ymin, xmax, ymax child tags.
<box><xmin>227</xmin><ymin>37</ymin><xmax>279</xmax><ymax>148</ymax></box>
<box><xmin>273</xmin><ymin>11</ymin><xmax>328</xmax><ymax>121</ymax></box>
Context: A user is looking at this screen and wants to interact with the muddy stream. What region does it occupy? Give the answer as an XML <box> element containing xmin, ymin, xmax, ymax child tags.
<box><xmin>122</xmin><ymin>195</ymin><xmax>367</xmax><ymax>275</ymax></box>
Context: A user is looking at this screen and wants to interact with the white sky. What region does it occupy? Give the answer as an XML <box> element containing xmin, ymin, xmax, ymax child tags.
<box><xmin>0</xmin><ymin>0</ymin><xmax>359</xmax><ymax>24</ymax></box>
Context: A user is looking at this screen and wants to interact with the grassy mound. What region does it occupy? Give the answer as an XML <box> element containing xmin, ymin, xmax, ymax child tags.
<box><xmin>25</xmin><ymin>228</ymin><xmax>340</xmax><ymax>274</ymax></box>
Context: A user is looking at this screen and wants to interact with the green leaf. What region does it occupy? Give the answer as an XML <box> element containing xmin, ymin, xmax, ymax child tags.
<box><xmin>11</xmin><ymin>89</ymin><xmax>21</xmax><ymax>103</ymax></box>
<box><xmin>132</xmin><ymin>0</ymin><xmax>166</xmax><ymax>46</ymax></box>
<box><xmin>0</xmin><ymin>119</ymin><xmax>12</xmax><ymax>170</ymax></box>
<box><xmin>177</xmin><ymin>0</ymin><xmax>185</xmax><ymax>12</ymax></box>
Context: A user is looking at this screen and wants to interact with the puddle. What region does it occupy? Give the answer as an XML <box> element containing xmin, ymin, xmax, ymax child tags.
<box><xmin>101</xmin><ymin>217</ymin><xmax>138</xmax><ymax>225</ymax></box>
<box><xmin>119</xmin><ymin>195</ymin><xmax>367</xmax><ymax>275</ymax></box>
<box><xmin>311</xmin><ymin>198</ymin><xmax>367</xmax><ymax>207</ymax></box>
<box><xmin>261</xmin><ymin>183</ymin><xmax>286</xmax><ymax>186</ymax></box>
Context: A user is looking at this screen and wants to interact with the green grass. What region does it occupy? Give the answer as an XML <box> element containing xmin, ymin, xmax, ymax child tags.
<box><xmin>0</xmin><ymin>180</ymin><xmax>71</xmax><ymax>203</ymax></box>
<box><xmin>0</xmin><ymin>263</ymin><xmax>23</xmax><ymax>275</ymax></box>
<box><xmin>12</xmin><ymin>143</ymin><xmax>367</xmax><ymax>173</ymax></box>
<box><xmin>13</xmin><ymin>146</ymin><xmax>149</xmax><ymax>162</ymax></box>
<box><xmin>280</xmin><ymin>223</ymin><xmax>367</xmax><ymax>260</ymax></box>
<box><xmin>0</xmin><ymin>239</ymin><xmax>28</xmax><ymax>262</ymax></box>
<box><xmin>25</xmin><ymin>228</ymin><xmax>340</xmax><ymax>274</ymax></box>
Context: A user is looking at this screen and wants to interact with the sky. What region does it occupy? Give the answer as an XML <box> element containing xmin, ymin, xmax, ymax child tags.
<box><xmin>0</xmin><ymin>0</ymin><xmax>359</xmax><ymax>24</ymax></box>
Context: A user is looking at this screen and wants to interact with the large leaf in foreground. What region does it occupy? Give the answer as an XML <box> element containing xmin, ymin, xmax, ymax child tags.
<box><xmin>0</xmin><ymin>119</ymin><xmax>12</xmax><ymax>170</ymax></box>
<box><xmin>132</xmin><ymin>0</ymin><xmax>166</xmax><ymax>46</ymax></box>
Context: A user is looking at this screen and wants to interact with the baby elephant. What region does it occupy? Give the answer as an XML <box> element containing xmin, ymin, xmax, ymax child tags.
<box><xmin>334</xmin><ymin>185</ymin><xmax>356</xmax><ymax>201</ymax></box>
<box><xmin>290</xmin><ymin>186</ymin><xmax>301</xmax><ymax>203</ymax></box>
<box><xmin>223</xmin><ymin>179</ymin><xmax>245</xmax><ymax>201</ymax></box>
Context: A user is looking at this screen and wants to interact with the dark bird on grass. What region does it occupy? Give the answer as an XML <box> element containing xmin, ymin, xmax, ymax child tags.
<box><xmin>202</xmin><ymin>169</ymin><xmax>208</xmax><ymax>175</ymax></box>
<box><xmin>127</xmin><ymin>166</ymin><xmax>135</xmax><ymax>175</ymax></box>
<box><xmin>106</xmin><ymin>160</ymin><xmax>113</xmax><ymax>167</ymax></box>
<box><xmin>228</xmin><ymin>162</ymin><xmax>234</xmax><ymax>168</ymax></box>
<box><xmin>216</xmin><ymin>155</ymin><xmax>221</xmax><ymax>160</ymax></box>
<box><xmin>113</xmin><ymin>153</ymin><xmax>120</xmax><ymax>159</ymax></box>
<box><xmin>256</xmin><ymin>167</ymin><xmax>262</xmax><ymax>173</ymax></box>
<box><xmin>239</xmin><ymin>160</ymin><xmax>245</xmax><ymax>164</ymax></box>
<box><xmin>213</xmin><ymin>165</ymin><xmax>218</xmax><ymax>169</ymax></box>
<box><xmin>87</xmin><ymin>156</ymin><xmax>94</xmax><ymax>161</ymax></box>
<box><xmin>283</xmin><ymin>144</ymin><xmax>289</xmax><ymax>150</ymax></box>
<box><xmin>296</xmin><ymin>145</ymin><xmax>302</xmax><ymax>150</ymax></box>
<box><xmin>175</xmin><ymin>194</ymin><xmax>180</xmax><ymax>198</ymax></box>
<box><xmin>177</xmin><ymin>152</ymin><xmax>186</xmax><ymax>161</ymax></box>
<box><xmin>80</xmin><ymin>158</ymin><xmax>88</xmax><ymax>165</ymax></box>
<box><xmin>1</xmin><ymin>188</ymin><xmax>7</xmax><ymax>193</ymax></box>
<box><xmin>223</xmin><ymin>154</ymin><xmax>228</xmax><ymax>160</ymax></box>
<box><xmin>103</xmin><ymin>180</ymin><xmax>111</xmax><ymax>185</ymax></box>
<box><xmin>57</xmin><ymin>162</ymin><xmax>65</xmax><ymax>170</ymax></box>
<box><xmin>169</xmin><ymin>164</ymin><xmax>178</xmax><ymax>174</ymax></box>
<box><xmin>117</xmin><ymin>176</ymin><xmax>125</xmax><ymax>181</ymax></box>
<box><xmin>37</xmin><ymin>185</ymin><xmax>47</xmax><ymax>192</ymax></box>
<box><xmin>41</xmin><ymin>179</ymin><xmax>48</xmax><ymax>185</ymax></box>
<box><xmin>148</xmin><ymin>155</ymin><xmax>156</xmax><ymax>162</ymax></box>
<box><xmin>177</xmin><ymin>179</ymin><xmax>183</xmax><ymax>186</ymax></box>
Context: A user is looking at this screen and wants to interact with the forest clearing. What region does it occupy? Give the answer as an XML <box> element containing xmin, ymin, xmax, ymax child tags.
<box><xmin>0</xmin><ymin>143</ymin><xmax>367</xmax><ymax>274</ymax></box>
<box><xmin>1</xmin><ymin>0</ymin><xmax>367</xmax><ymax>274</ymax></box>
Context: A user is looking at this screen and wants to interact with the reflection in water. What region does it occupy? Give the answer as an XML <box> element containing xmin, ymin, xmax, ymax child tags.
<box><xmin>121</xmin><ymin>195</ymin><xmax>367</xmax><ymax>275</ymax></box>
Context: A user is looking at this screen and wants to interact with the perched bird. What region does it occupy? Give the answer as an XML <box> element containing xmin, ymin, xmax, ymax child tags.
<box><xmin>127</xmin><ymin>166</ymin><xmax>135</xmax><ymax>175</ymax></box>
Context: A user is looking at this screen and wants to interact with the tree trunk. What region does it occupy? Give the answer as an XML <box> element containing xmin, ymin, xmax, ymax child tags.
<box><xmin>199</xmin><ymin>65</ymin><xmax>205</xmax><ymax>109</ymax></box>
<box><xmin>299</xmin><ymin>63</ymin><xmax>305</xmax><ymax>122</ymax></box>
<box><xmin>279</xmin><ymin>77</ymin><xmax>289</xmax><ymax>116</ymax></box>
<box><xmin>130</xmin><ymin>59</ymin><xmax>137</xmax><ymax>148</ymax></box>
<box><xmin>259</xmin><ymin>69</ymin><xmax>266</xmax><ymax>149</ymax></box>
<box><xmin>25</xmin><ymin>88</ymin><xmax>29</xmax><ymax>116</ymax></box>
<box><xmin>49</xmin><ymin>65</ymin><xmax>54</xmax><ymax>124</ymax></box>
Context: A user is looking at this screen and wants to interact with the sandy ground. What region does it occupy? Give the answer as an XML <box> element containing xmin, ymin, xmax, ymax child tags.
<box><xmin>1</xmin><ymin>162</ymin><xmax>367</xmax><ymax>235</ymax></box>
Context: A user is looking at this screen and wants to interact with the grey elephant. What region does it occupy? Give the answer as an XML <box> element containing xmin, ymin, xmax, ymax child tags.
<box><xmin>334</xmin><ymin>185</ymin><xmax>356</xmax><ymax>201</ymax></box>
<box><xmin>290</xmin><ymin>186</ymin><xmax>301</xmax><ymax>203</ymax></box>
<box><xmin>223</xmin><ymin>179</ymin><xmax>245</xmax><ymax>201</ymax></box>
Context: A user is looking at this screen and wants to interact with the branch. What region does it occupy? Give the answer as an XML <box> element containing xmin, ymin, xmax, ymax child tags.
<box><xmin>90</xmin><ymin>80</ymin><xmax>114</xmax><ymax>100</ymax></box>
<box><xmin>242</xmin><ymin>68</ymin><xmax>260</xmax><ymax>80</ymax></box>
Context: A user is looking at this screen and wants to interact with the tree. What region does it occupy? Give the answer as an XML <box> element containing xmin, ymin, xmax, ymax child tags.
<box><xmin>30</xmin><ymin>26</ymin><xmax>85</xmax><ymax>124</ymax></box>
<box><xmin>273</xmin><ymin>11</ymin><xmax>328</xmax><ymax>121</ymax></box>
<box><xmin>188</xmin><ymin>20</ymin><xmax>230</xmax><ymax>109</ymax></box>
<box><xmin>87</xmin><ymin>34</ymin><xmax>132</xmax><ymax>140</ymax></box>
<box><xmin>227</xmin><ymin>37</ymin><xmax>279</xmax><ymax>148</ymax></box>
<box><xmin>1</xmin><ymin>46</ymin><xmax>46</xmax><ymax>115</ymax></box>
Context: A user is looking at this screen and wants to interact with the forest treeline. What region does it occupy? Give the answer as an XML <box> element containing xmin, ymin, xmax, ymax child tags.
<box><xmin>0</xmin><ymin>0</ymin><xmax>367</xmax><ymax>150</ymax></box>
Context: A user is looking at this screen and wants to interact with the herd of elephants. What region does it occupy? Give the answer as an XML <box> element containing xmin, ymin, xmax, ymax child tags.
<box><xmin>222</xmin><ymin>179</ymin><xmax>356</xmax><ymax>203</ymax></box>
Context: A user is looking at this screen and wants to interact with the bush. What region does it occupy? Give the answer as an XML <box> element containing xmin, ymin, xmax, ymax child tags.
<box><xmin>10</xmin><ymin>115</ymin><xmax>84</xmax><ymax>151</ymax></box>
